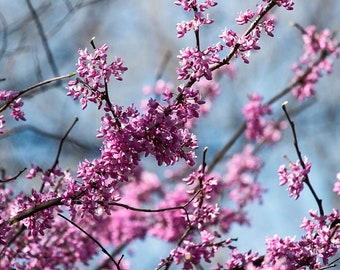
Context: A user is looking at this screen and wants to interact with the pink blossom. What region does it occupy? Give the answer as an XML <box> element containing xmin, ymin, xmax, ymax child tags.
<box><xmin>219</xmin><ymin>28</ymin><xmax>262</xmax><ymax>64</ymax></box>
<box><xmin>0</xmin><ymin>115</ymin><xmax>5</xmax><ymax>134</ymax></box>
<box><xmin>291</xmin><ymin>26</ymin><xmax>339</xmax><ymax>101</ymax></box>
<box><xmin>177</xmin><ymin>44</ymin><xmax>223</xmax><ymax>81</ymax></box>
<box><xmin>170</xmin><ymin>230</ymin><xmax>228</xmax><ymax>269</ymax></box>
<box><xmin>176</xmin><ymin>12</ymin><xmax>214</xmax><ymax>38</ymax></box>
<box><xmin>199</xmin><ymin>0</ymin><xmax>217</xmax><ymax>11</ymax></box>
<box><xmin>224</xmin><ymin>248</ymin><xmax>261</xmax><ymax>269</ymax></box>
<box><xmin>261</xmin><ymin>120</ymin><xmax>287</xmax><ymax>145</ymax></box>
<box><xmin>219</xmin><ymin>29</ymin><xmax>238</xmax><ymax>48</ymax></box>
<box><xmin>224</xmin><ymin>144</ymin><xmax>265</xmax><ymax>208</ymax></box>
<box><xmin>242</xmin><ymin>93</ymin><xmax>272</xmax><ymax>141</ymax></box>
<box><xmin>262</xmin><ymin>0</ymin><xmax>294</xmax><ymax>10</ymax></box>
<box><xmin>26</xmin><ymin>164</ymin><xmax>43</xmax><ymax>179</ymax></box>
<box><xmin>263</xmin><ymin>17</ymin><xmax>275</xmax><ymax>37</ymax></box>
<box><xmin>66</xmin><ymin>44</ymin><xmax>128</xmax><ymax>109</ymax></box>
<box><xmin>0</xmin><ymin>90</ymin><xmax>25</xmax><ymax>123</ymax></box>
<box><xmin>174</xmin><ymin>0</ymin><xmax>217</xmax><ymax>13</ymax></box>
<box><xmin>263</xmin><ymin>209</ymin><xmax>340</xmax><ymax>268</ymax></box>
<box><xmin>235</xmin><ymin>9</ymin><xmax>255</xmax><ymax>25</ymax></box>
<box><xmin>14</xmin><ymin>190</ymin><xmax>60</xmax><ymax>238</ymax></box>
<box><xmin>333</xmin><ymin>172</ymin><xmax>340</xmax><ymax>196</ymax></box>
<box><xmin>174</xmin><ymin>0</ymin><xmax>216</xmax><ymax>38</ymax></box>
<box><xmin>174</xmin><ymin>0</ymin><xmax>197</xmax><ymax>12</ymax></box>
<box><xmin>278</xmin><ymin>156</ymin><xmax>312</xmax><ymax>199</ymax></box>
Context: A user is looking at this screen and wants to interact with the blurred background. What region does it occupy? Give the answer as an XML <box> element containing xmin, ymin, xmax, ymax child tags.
<box><xmin>0</xmin><ymin>0</ymin><xmax>340</xmax><ymax>268</ymax></box>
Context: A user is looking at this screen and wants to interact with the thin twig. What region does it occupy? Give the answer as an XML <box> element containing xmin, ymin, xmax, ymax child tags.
<box><xmin>281</xmin><ymin>101</ymin><xmax>324</xmax><ymax>216</ymax></box>
<box><xmin>207</xmin><ymin>32</ymin><xmax>340</xmax><ymax>172</ymax></box>
<box><xmin>157</xmin><ymin>148</ymin><xmax>209</xmax><ymax>270</ymax></box>
<box><xmin>0</xmin><ymin>168</ymin><xmax>27</xmax><ymax>183</ymax></box>
<box><xmin>318</xmin><ymin>257</ymin><xmax>340</xmax><ymax>270</ymax></box>
<box><xmin>94</xmin><ymin>243</ymin><xmax>129</xmax><ymax>270</ymax></box>
<box><xmin>40</xmin><ymin>116</ymin><xmax>79</xmax><ymax>193</ymax></box>
<box><xmin>51</xmin><ymin>117</ymin><xmax>79</xmax><ymax>170</ymax></box>
<box><xmin>58</xmin><ymin>214</ymin><xmax>122</xmax><ymax>270</ymax></box>
<box><xmin>0</xmin><ymin>73</ymin><xmax>76</xmax><ymax>113</ymax></box>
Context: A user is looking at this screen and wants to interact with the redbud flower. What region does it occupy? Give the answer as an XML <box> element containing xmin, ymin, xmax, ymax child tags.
<box><xmin>242</xmin><ymin>93</ymin><xmax>272</xmax><ymax>141</ymax></box>
<box><xmin>278</xmin><ymin>156</ymin><xmax>311</xmax><ymax>199</ymax></box>
<box><xmin>0</xmin><ymin>115</ymin><xmax>5</xmax><ymax>134</ymax></box>
<box><xmin>291</xmin><ymin>26</ymin><xmax>339</xmax><ymax>101</ymax></box>
<box><xmin>333</xmin><ymin>172</ymin><xmax>340</xmax><ymax>196</ymax></box>
<box><xmin>0</xmin><ymin>90</ymin><xmax>26</xmax><ymax>125</ymax></box>
<box><xmin>235</xmin><ymin>9</ymin><xmax>255</xmax><ymax>25</ymax></box>
<box><xmin>66</xmin><ymin>44</ymin><xmax>128</xmax><ymax>109</ymax></box>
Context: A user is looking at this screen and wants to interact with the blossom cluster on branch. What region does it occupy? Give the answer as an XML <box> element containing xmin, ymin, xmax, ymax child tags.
<box><xmin>0</xmin><ymin>0</ymin><xmax>339</xmax><ymax>269</ymax></box>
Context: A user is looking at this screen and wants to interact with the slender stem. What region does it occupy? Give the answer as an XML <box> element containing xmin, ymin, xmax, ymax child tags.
<box><xmin>51</xmin><ymin>117</ymin><xmax>79</xmax><ymax>170</ymax></box>
<box><xmin>58</xmin><ymin>214</ymin><xmax>121</xmax><ymax>270</ymax></box>
<box><xmin>0</xmin><ymin>73</ymin><xmax>76</xmax><ymax>113</ymax></box>
<box><xmin>40</xmin><ymin>116</ymin><xmax>79</xmax><ymax>193</ymax></box>
<box><xmin>193</xmin><ymin>5</ymin><xmax>200</xmax><ymax>51</ymax></box>
<box><xmin>0</xmin><ymin>168</ymin><xmax>27</xmax><ymax>183</ymax></box>
<box><xmin>209</xmin><ymin>1</ymin><xmax>276</xmax><ymax>73</ymax></box>
<box><xmin>207</xmin><ymin>29</ymin><xmax>339</xmax><ymax>171</ymax></box>
<box><xmin>282</xmin><ymin>102</ymin><xmax>324</xmax><ymax>216</ymax></box>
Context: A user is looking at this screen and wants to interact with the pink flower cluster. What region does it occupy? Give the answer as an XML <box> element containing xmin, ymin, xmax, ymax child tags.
<box><xmin>333</xmin><ymin>172</ymin><xmax>340</xmax><ymax>196</ymax></box>
<box><xmin>219</xmin><ymin>4</ymin><xmax>277</xmax><ymax>64</ymax></box>
<box><xmin>171</xmin><ymin>231</ymin><xmax>229</xmax><ymax>269</ymax></box>
<box><xmin>242</xmin><ymin>93</ymin><xmax>272</xmax><ymax>141</ymax></box>
<box><xmin>61</xmin><ymin>44</ymin><xmax>206</xmax><ymax>220</ymax></box>
<box><xmin>263</xmin><ymin>0</ymin><xmax>294</xmax><ymax>10</ymax></box>
<box><xmin>224</xmin><ymin>144</ymin><xmax>265</xmax><ymax>208</ymax></box>
<box><xmin>0</xmin><ymin>90</ymin><xmax>26</xmax><ymax>133</ymax></box>
<box><xmin>218</xmin><ymin>209</ymin><xmax>340</xmax><ymax>269</ymax></box>
<box><xmin>66</xmin><ymin>44</ymin><xmax>128</xmax><ymax>109</ymax></box>
<box><xmin>291</xmin><ymin>26</ymin><xmax>339</xmax><ymax>101</ymax></box>
<box><xmin>177</xmin><ymin>44</ymin><xmax>223</xmax><ymax>81</ymax></box>
<box><xmin>263</xmin><ymin>209</ymin><xmax>340</xmax><ymax>269</ymax></box>
<box><xmin>175</xmin><ymin>1</ymin><xmax>286</xmax><ymax>82</ymax></box>
<box><xmin>278</xmin><ymin>156</ymin><xmax>312</xmax><ymax>199</ymax></box>
<box><xmin>26</xmin><ymin>164</ymin><xmax>63</xmax><ymax>187</ymax></box>
<box><xmin>14</xmin><ymin>190</ymin><xmax>60</xmax><ymax>238</ymax></box>
<box><xmin>174</xmin><ymin>0</ymin><xmax>217</xmax><ymax>38</ymax></box>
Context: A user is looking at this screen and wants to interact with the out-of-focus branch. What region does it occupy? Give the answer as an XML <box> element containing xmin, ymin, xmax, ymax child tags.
<box><xmin>0</xmin><ymin>124</ymin><xmax>98</xmax><ymax>153</ymax></box>
<box><xmin>47</xmin><ymin>0</ymin><xmax>110</xmax><ymax>38</ymax></box>
<box><xmin>208</xmin><ymin>36</ymin><xmax>339</xmax><ymax>172</ymax></box>
<box><xmin>26</xmin><ymin>0</ymin><xmax>60</xmax><ymax>78</ymax></box>
<box><xmin>0</xmin><ymin>11</ymin><xmax>8</xmax><ymax>63</ymax></box>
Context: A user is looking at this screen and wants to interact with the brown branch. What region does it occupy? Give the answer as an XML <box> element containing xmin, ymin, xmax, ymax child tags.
<box><xmin>40</xmin><ymin>116</ymin><xmax>79</xmax><ymax>193</ymax></box>
<box><xmin>58</xmin><ymin>213</ymin><xmax>122</xmax><ymax>270</ymax></box>
<box><xmin>281</xmin><ymin>101</ymin><xmax>324</xmax><ymax>216</ymax></box>
<box><xmin>0</xmin><ymin>168</ymin><xmax>27</xmax><ymax>183</ymax></box>
<box><xmin>9</xmin><ymin>197</ymin><xmax>63</xmax><ymax>225</ymax></box>
<box><xmin>0</xmin><ymin>73</ymin><xmax>76</xmax><ymax>113</ymax></box>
